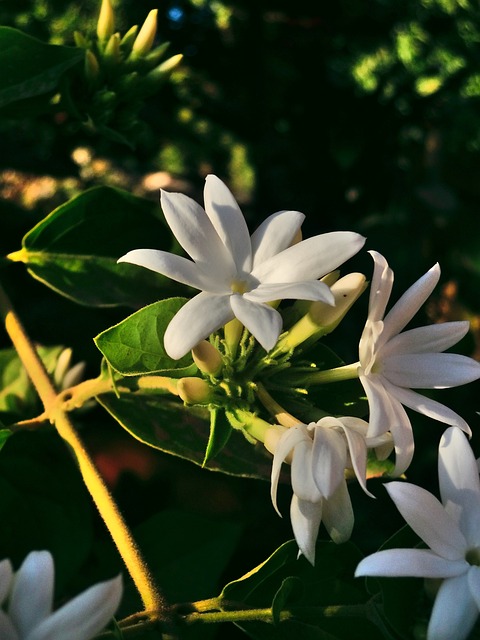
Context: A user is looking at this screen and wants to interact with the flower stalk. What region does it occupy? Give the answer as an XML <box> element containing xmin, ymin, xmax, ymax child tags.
<box><xmin>0</xmin><ymin>283</ymin><xmax>164</xmax><ymax>613</ymax></box>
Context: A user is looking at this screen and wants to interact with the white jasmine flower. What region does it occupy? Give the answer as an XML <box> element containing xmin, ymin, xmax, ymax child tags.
<box><xmin>269</xmin><ymin>416</ymin><xmax>382</xmax><ymax>565</ymax></box>
<box><xmin>356</xmin><ymin>426</ymin><xmax>480</xmax><ymax>640</ymax></box>
<box><xmin>358</xmin><ymin>251</ymin><xmax>480</xmax><ymax>475</ymax></box>
<box><xmin>0</xmin><ymin>550</ymin><xmax>122</xmax><ymax>640</ymax></box>
<box><xmin>118</xmin><ymin>175</ymin><xmax>365</xmax><ymax>359</ymax></box>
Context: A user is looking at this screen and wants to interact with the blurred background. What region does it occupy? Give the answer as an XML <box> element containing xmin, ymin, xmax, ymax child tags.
<box><xmin>1</xmin><ymin>1</ymin><xmax>480</xmax><ymax>635</ymax></box>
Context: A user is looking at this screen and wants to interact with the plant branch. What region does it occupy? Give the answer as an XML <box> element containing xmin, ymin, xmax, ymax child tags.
<box><xmin>0</xmin><ymin>284</ymin><xmax>165</xmax><ymax>612</ymax></box>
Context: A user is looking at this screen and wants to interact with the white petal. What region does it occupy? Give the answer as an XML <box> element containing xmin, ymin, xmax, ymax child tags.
<box><xmin>290</xmin><ymin>495</ymin><xmax>323</xmax><ymax>566</ymax></box>
<box><xmin>439</xmin><ymin>427</ymin><xmax>480</xmax><ymax>547</ymax></box>
<box><xmin>0</xmin><ymin>559</ymin><xmax>13</xmax><ymax>605</ymax></box>
<box><xmin>164</xmin><ymin>292</ymin><xmax>234</xmax><ymax>359</ymax></box>
<box><xmin>28</xmin><ymin>575</ymin><xmax>122</xmax><ymax>640</ymax></box>
<box><xmin>337</xmin><ymin>422</ymin><xmax>373</xmax><ymax>496</ymax></box>
<box><xmin>0</xmin><ymin>611</ymin><xmax>19</xmax><ymax>640</ymax></box>
<box><xmin>385</xmin><ymin>382</ymin><xmax>472</xmax><ymax>435</ymax></box>
<box><xmin>245</xmin><ymin>280</ymin><xmax>334</xmax><ymax>305</ymax></box>
<box><xmin>381</xmin><ymin>322</ymin><xmax>470</xmax><ymax>357</ymax></box>
<box><xmin>251</xmin><ymin>232</ymin><xmax>365</xmax><ymax>284</ymax></box>
<box><xmin>361</xmin><ymin>374</ymin><xmax>411</xmax><ymax>439</ymax></box>
<box><xmin>9</xmin><ymin>551</ymin><xmax>54</xmax><ymax>637</ymax></box>
<box><xmin>382</xmin><ymin>353</ymin><xmax>480</xmax><ymax>389</ymax></box>
<box><xmin>468</xmin><ymin>566</ymin><xmax>480</xmax><ymax>610</ymax></box>
<box><xmin>388</xmin><ymin>407</ymin><xmax>415</xmax><ymax>477</ymax></box>
<box><xmin>355</xmin><ymin>549</ymin><xmax>467</xmax><ymax>578</ymax></box>
<box><xmin>230</xmin><ymin>295</ymin><xmax>282</xmax><ymax>352</ymax></box>
<box><xmin>367</xmin><ymin>251</ymin><xmax>394</xmax><ymax>323</ymax></box>
<box><xmin>386</xmin><ymin>482</ymin><xmax>466</xmax><ymax>560</ymax></box>
<box><xmin>291</xmin><ymin>440</ymin><xmax>322</xmax><ymax>503</ymax></box>
<box><xmin>310</xmin><ymin>425</ymin><xmax>346</xmax><ymax>498</ymax></box>
<box><xmin>321</xmin><ymin>481</ymin><xmax>354</xmax><ymax>544</ymax></box>
<box><xmin>381</xmin><ymin>263</ymin><xmax>440</xmax><ymax>345</ymax></box>
<box><xmin>270</xmin><ymin>426</ymin><xmax>309</xmax><ymax>515</ymax></box>
<box><xmin>118</xmin><ymin>249</ymin><xmax>228</xmax><ymax>293</ymax></box>
<box><xmin>250</xmin><ymin>210</ymin><xmax>305</xmax><ymax>267</ymax></box>
<box><xmin>428</xmin><ymin>574</ymin><xmax>479</xmax><ymax>640</ymax></box>
<box><xmin>160</xmin><ymin>189</ymin><xmax>236</xmax><ymax>275</ymax></box>
<box><xmin>203</xmin><ymin>175</ymin><xmax>252</xmax><ymax>272</ymax></box>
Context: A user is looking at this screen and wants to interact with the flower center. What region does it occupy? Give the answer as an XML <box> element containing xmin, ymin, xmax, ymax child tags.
<box><xmin>230</xmin><ymin>278</ymin><xmax>249</xmax><ymax>294</ymax></box>
<box><xmin>466</xmin><ymin>547</ymin><xmax>480</xmax><ymax>566</ymax></box>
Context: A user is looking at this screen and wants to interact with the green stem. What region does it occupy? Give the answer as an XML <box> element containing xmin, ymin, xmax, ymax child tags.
<box><xmin>301</xmin><ymin>362</ymin><xmax>360</xmax><ymax>386</ymax></box>
<box><xmin>0</xmin><ymin>284</ymin><xmax>165</xmax><ymax>612</ymax></box>
<box><xmin>255</xmin><ymin>383</ymin><xmax>302</xmax><ymax>428</ymax></box>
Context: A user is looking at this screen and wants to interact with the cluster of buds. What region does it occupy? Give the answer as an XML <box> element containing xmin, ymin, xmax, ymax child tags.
<box><xmin>70</xmin><ymin>0</ymin><xmax>182</xmax><ymax>145</ymax></box>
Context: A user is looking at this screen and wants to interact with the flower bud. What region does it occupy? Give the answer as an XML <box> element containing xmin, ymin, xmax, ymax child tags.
<box><xmin>97</xmin><ymin>0</ymin><xmax>115</xmax><ymax>42</ymax></box>
<box><xmin>132</xmin><ymin>9</ymin><xmax>158</xmax><ymax>56</ymax></box>
<box><xmin>308</xmin><ymin>272</ymin><xmax>367</xmax><ymax>327</ymax></box>
<box><xmin>84</xmin><ymin>50</ymin><xmax>100</xmax><ymax>84</ymax></box>
<box><xmin>178</xmin><ymin>377</ymin><xmax>212</xmax><ymax>405</ymax></box>
<box><xmin>277</xmin><ymin>272</ymin><xmax>367</xmax><ymax>351</ymax></box>
<box><xmin>104</xmin><ymin>32</ymin><xmax>121</xmax><ymax>63</ymax></box>
<box><xmin>143</xmin><ymin>42</ymin><xmax>171</xmax><ymax>68</ymax></box>
<box><xmin>142</xmin><ymin>54</ymin><xmax>183</xmax><ymax>93</ymax></box>
<box><xmin>74</xmin><ymin>31</ymin><xmax>89</xmax><ymax>48</ymax></box>
<box><xmin>192</xmin><ymin>341</ymin><xmax>223</xmax><ymax>375</ymax></box>
<box><xmin>120</xmin><ymin>25</ymin><xmax>139</xmax><ymax>52</ymax></box>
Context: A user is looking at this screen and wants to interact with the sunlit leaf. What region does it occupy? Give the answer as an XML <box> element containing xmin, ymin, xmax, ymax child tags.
<box><xmin>203</xmin><ymin>408</ymin><xmax>233</xmax><ymax>466</ymax></box>
<box><xmin>94</xmin><ymin>298</ymin><xmax>194</xmax><ymax>375</ymax></box>
<box><xmin>9</xmin><ymin>186</ymin><xmax>178</xmax><ymax>307</ymax></box>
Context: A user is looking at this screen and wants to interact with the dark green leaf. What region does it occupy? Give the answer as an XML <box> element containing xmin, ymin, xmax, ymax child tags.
<box><xmin>0</xmin><ymin>430</ymin><xmax>93</xmax><ymax>594</ymax></box>
<box><xmin>9</xmin><ymin>186</ymin><xmax>178</xmax><ymax>307</ymax></box>
<box><xmin>0</xmin><ymin>27</ymin><xmax>82</xmax><ymax>109</ymax></box>
<box><xmin>221</xmin><ymin>540</ymin><xmax>384</xmax><ymax>640</ymax></box>
<box><xmin>96</xmin><ymin>392</ymin><xmax>275</xmax><ymax>480</ymax></box>
<box><xmin>272</xmin><ymin>576</ymin><xmax>304</xmax><ymax>625</ymax></box>
<box><xmin>94</xmin><ymin>298</ymin><xmax>194</xmax><ymax>375</ymax></box>
<box><xmin>203</xmin><ymin>408</ymin><xmax>233</xmax><ymax>466</ymax></box>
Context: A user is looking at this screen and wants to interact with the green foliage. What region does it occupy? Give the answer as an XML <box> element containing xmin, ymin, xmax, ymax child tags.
<box><xmin>220</xmin><ymin>540</ymin><xmax>385</xmax><ymax>640</ymax></box>
<box><xmin>0</xmin><ymin>26</ymin><xmax>82</xmax><ymax>112</ymax></box>
<box><xmin>95</xmin><ymin>298</ymin><xmax>194</xmax><ymax>374</ymax></box>
<box><xmin>9</xmin><ymin>186</ymin><xmax>176</xmax><ymax>307</ymax></box>
<box><xmin>97</xmin><ymin>392</ymin><xmax>274</xmax><ymax>480</ymax></box>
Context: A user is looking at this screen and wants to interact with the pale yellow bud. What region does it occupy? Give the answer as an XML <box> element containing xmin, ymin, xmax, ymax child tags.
<box><xmin>192</xmin><ymin>341</ymin><xmax>223</xmax><ymax>375</ymax></box>
<box><xmin>277</xmin><ymin>272</ymin><xmax>367</xmax><ymax>351</ymax></box>
<box><xmin>132</xmin><ymin>9</ymin><xmax>158</xmax><ymax>56</ymax></box>
<box><xmin>84</xmin><ymin>50</ymin><xmax>100</xmax><ymax>83</ymax></box>
<box><xmin>178</xmin><ymin>377</ymin><xmax>212</xmax><ymax>405</ymax></box>
<box><xmin>97</xmin><ymin>0</ymin><xmax>115</xmax><ymax>42</ymax></box>
<box><xmin>104</xmin><ymin>32</ymin><xmax>121</xmax><ymax>63</ymax></box>
<box><xmin>309</xmin><ymin>272</ymin><xmax>367</xmax><ymax>327</ymax></box>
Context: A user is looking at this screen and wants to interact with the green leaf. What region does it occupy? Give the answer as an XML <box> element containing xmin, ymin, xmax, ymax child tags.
<box><xmin>0</xmin><ymin>27</ymin><xmax>82</xmax><ymax>109</ymax></box>
<box><xmin>0</xmin><ymin>430</ymin><xmax>93</xmax><ymax>594</ymax></box>
<box><xmin>0</xmin><ymin>429</ymin><xmax>12</xmax><ymax>452</ymax></box>
<box><xmin>0</xmin><ymin>345</ymin><xmax>65</xmax><ymax>423</ymax></box>
<box><xmin>94</xmin><ymin>298</ymin><xmax>194</xmax><ymax>375</ymax></box>
<box><xmin>96</xmin><ymin>392</ymin><xmax>275</xmax><ymax>480</ymax></box>
<box><xmin>203</xmin><ymin>408</ymin><xmax>233</xmax><ymax>466</ymax></box>
<box><xmin>221</xmin><ymin>540</ymin><xmax>384</xmax><ymax>640</ymax></box>
<box><xmin>9</xmin><ymin>186</ymin><xmax>178</xmax><ymax>307</ymax></box>
<box><xmin>272</xmin><ymin>576</ymin><xmax>304</xmax><ymax>625</ymax></box>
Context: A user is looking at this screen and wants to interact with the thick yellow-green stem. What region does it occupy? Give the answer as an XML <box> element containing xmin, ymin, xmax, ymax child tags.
<box><xmin>0</xmin><ymin>285</ymin><xmax>164</xmax><ymax>612</ymax></box>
